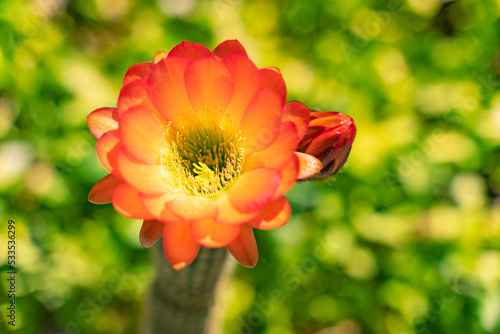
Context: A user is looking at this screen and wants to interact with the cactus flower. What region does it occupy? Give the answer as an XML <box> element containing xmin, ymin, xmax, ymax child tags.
<box><xmin>87</xmin><ymin>40</ymin><xmax>352</xmax><ymax>270</ymax></box>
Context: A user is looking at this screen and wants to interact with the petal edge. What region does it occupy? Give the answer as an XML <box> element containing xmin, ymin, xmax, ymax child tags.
<box><xmin>213</xmin><ymin>39</ymin><xmax>248</xmax><ymax>59</ymax></box>
<box><xmin>140</xmin><ymin>220</ymin><xmax>164</xmax><ymax>248</ymax></box>
<box><xmin>226</xmin><ymin>224</ymin><xmax>258</xmax><ymax>268</ymax></box>
<box><xmin>247</xmin><ymin>197</ymin><xmax>291</xmax><ymax>230</ymax></box>
<box><xmin>88</xmin><ymin>174</ymin><xmax>123</xmax><ymax>204</ymax></box>
<box><xmin>163</xmin><ymin>223</ymin><xmax>201</xmax><ymax>270</ymax></box>
<box><xmin>296</xmin><ymin>152</ymin><xmax>322</xmax><ymax>180</ymax></box>
<box><xmin>88</xmin><ymin>107</ymin><xmax>118</xmax><ymax>140</ymax></box>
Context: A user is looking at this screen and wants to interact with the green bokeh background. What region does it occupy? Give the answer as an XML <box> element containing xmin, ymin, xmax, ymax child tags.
<box><xmin>1</xmin><ymin>0</ymin><xmax>500</xmax><ymax>333</ymax></box>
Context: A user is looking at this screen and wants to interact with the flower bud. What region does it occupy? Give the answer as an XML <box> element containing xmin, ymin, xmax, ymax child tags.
<box><xmin>297</xmin><ymin>111</ymin><xmax>356</xmax><ymax>179</ymax></box>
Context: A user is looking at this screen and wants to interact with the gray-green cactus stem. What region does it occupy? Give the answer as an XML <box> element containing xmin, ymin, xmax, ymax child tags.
<box><xmin>140</xmin><ymin>243</ymin><xmax>234</xmax><ymax>334</ymax></box>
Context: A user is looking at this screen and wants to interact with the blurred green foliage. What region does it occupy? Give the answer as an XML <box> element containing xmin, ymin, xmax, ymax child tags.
<box><xmin>1</xmin><ymin>0</ymin><xmax>500</xmax><ymax>333</ymax></box>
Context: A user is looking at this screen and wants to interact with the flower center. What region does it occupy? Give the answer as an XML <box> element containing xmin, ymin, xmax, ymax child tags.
<box><xmin>160</xmin><ymin>114</ymin><xmax>245</xmax><ymax>198</ymax></box>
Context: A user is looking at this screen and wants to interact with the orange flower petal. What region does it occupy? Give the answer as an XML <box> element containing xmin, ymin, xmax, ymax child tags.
<box><xmin>139</xmin><ymin>192</ymin><xmax>184</xmax><ymax>222</ymax></box>
<box><xmin>123</xmin><ymin>62</ymin><xmax>154</xmax><ymax>86</ymax></box>
<box><xmin>212</xmin><ymin>39</ymin><xmax>248</xmax><ymax>59</ymax></box>
<box><xmin>226</xmin><ymin>224</ymin><xmax>258</xmax><ymax>268</ymax></box>
<box><xmin>247</xmin><ymin>196</ymin><xmax>291</xmax><ymax>230</ymax></box>
<box><xmin>168</xmin><ymin>41</ymin><xmax>212</xmax><ymax>61</ymax></box>
<box><xmin>260</xmin><ymin>67</ymin><xmax>286</xmax><ymax>104</ymax></box>
<box><xmin>87</xmin><ymin>107</ymin><xmax>119</xmax><ymax>140</ymax></box>
<box><xmin>139</xmin><ymin>220</ymin><xmax>164</xmax><ymax>248</ymax></box>
<box><xmin>222</xmin><ymin>54</ymin><xmax>262</xmax><ymax>123</ymax></box>
<box><xmin>215</xmin><ymin>195</ymin><xmax>260</xmax><ymax>225</ymax></box>
<box><xmin>96</xmin><ymin>130</ymin><xmax>121</xmax><ymax>174</ymax></box>
<box><xmin>116</xmin><ymin>148</ymin><xmax>171</xmax><ymax>195</ymax></box>
<box><xmin>241</xmin><ymin>90</ymin><xmax>283</xmax><ymax>153</ymax></box>
<box><xmin>165</xmin><ymin>196</ymin><xmax>218</xmax><ymax>221</ymax></box>
<box><xmin>112</xmin><ymin>183</ymin><xmax>152</xmax><ymax>219</ymax></box>
<box><xmin>190</xmin><ymin>218</ymin><xmax>241</xmax><ymax>248</ymax></box>
<box><xmin>184</xmin><ymin>57</ymin><xmax>234</xmax><ymax>115</ymax></box>
<box><xmin>243</xmin><ymin>122</ymin><xmax>299</xmax><ymax>172</ymax></box>
<box><xmin>228</xmin><ymin>168</ymin><xmax>281</xmax><ymax>213</ymax></box>
<box><xmin>120</xmin><ymin>106</ymin><xmax>164</xmax><ymax>164</ymax></box>
<box><xmin>117</xmin><ymin>79</ymin><xmax>156</xmax><ymax>117</ymax></box>
<box><xmin>88</xmin><ymin>174</ymin><xmax>124</xmax><ymax>204</ymax></box>
<box><xmin>163</xmin><ymin>223</ymin><xmax>201</xmax><ymax>271</ymax></box>
<box><xmin>282</xmin><ymin>101</ymin><xmax>310</xmax><ymax>139</ymax></box>
<box><xmin>296</xmin><ymin>152</ymin><xmax>323</xmax><ymax>179</ymax></box>
<box><xmin>148</xmin><ymin>57</ymin><xmax>194</xmax><ymax>125</ymax></box>
<box><xmin>272</xmin><ymin>154</ymin><xmax>299</xmax><ymax>200</ymax></box>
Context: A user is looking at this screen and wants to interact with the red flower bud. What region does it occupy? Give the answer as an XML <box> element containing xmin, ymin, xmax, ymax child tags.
<box><xmin>297</xmin><ymin>111</ymin><xmax>356</xmax><ymax>179</ymax></box>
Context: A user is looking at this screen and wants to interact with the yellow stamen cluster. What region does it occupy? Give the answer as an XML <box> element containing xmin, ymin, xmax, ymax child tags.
<box><xmin>160</xmin><ymin>114</ymin><xmax>245</xmax><ymax>198</ymax></box>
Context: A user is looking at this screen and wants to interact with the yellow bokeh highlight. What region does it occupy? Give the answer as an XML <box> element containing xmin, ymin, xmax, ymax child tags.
<box><xmin>354</xmin><ymin>212</ymin><xmax>415</xmax><ymax>247</ymax></box>
<box><xmin>426</xmin><ymin>131</ymin><xmax>477</xmax><ymax>163</ymax></box>
<box><xmin>419</xmin><ymin>205</ymin><xmax>463</xmax><ymax>240</ymax></box>
<box><xmin>376</xmin><ymin>50</ymin><xmax>409</xmax><ymax>85</ymax></box>
<box><xmin>451</xmin><ymin>173</ymin><xmax>486</xmax><ymax>209</ymax></box>
<box><xmin>405</xmin><ymin>0</ymin><xmax>440</xmax><ymax>17</ymax></box>
<box><xmin>415</xmin><ymin>81</ymin><xmax>480</xmax><ymax>114</ymax></box>
<box><xmin>60</xmin><ymin>57</ymin><xmax>118</xmax><ymax>126</ymax></box>
<box><xmin>344</xmin><ymin>247</ymin><xmax>378</xmax><ymax>280</ymax></box>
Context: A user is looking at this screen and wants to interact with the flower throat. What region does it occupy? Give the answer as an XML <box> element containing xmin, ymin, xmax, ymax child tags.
<box><xmin>161</xmin><ymin>114</ymin><xmax>245</xmax><ymax>197</ymax></box>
